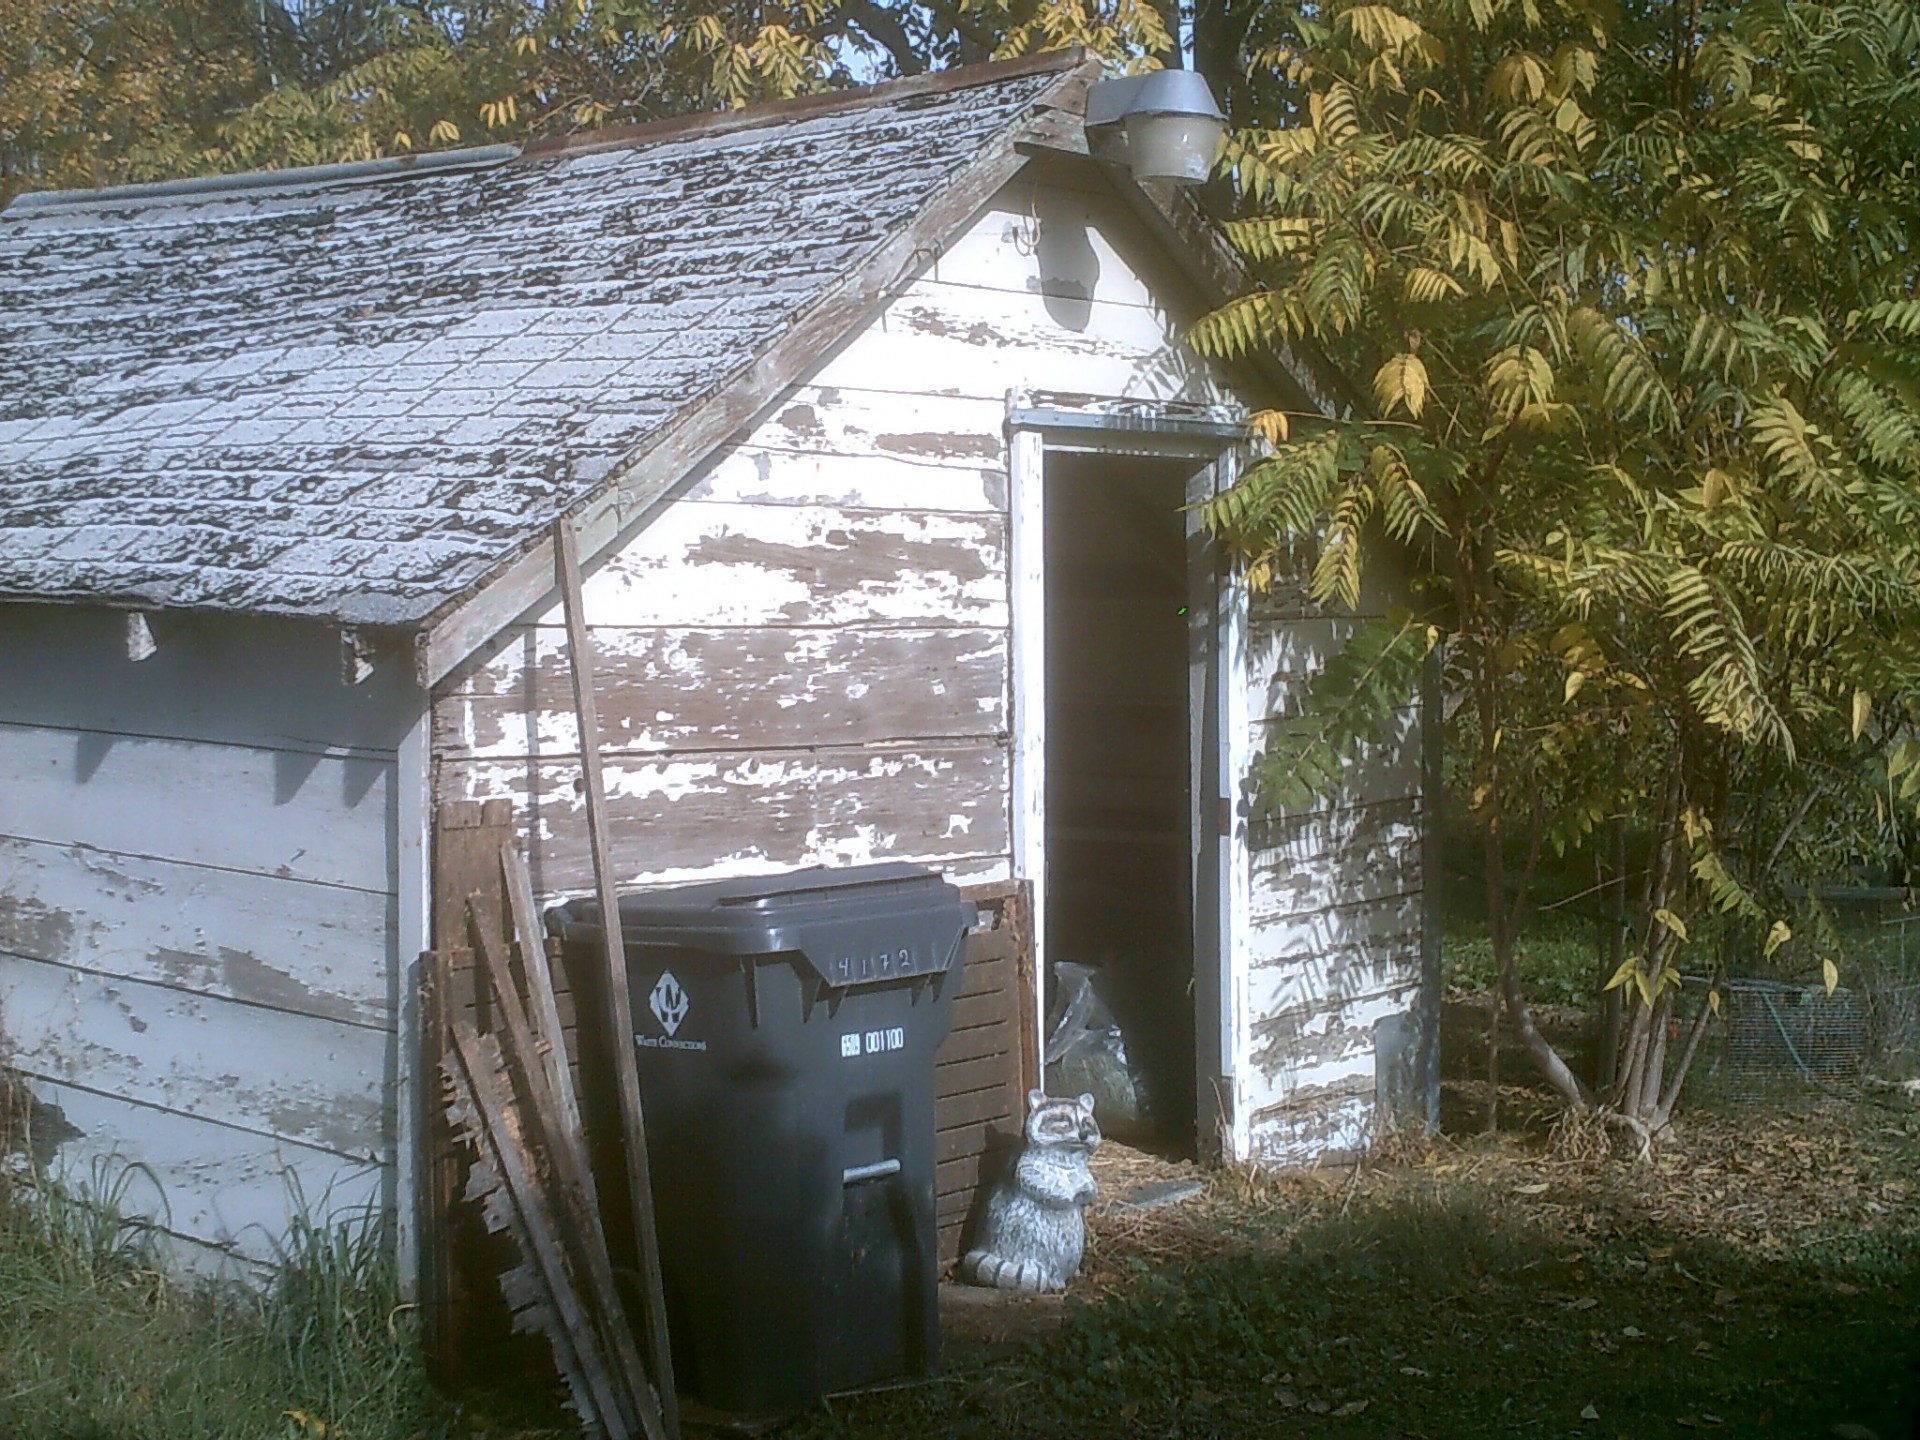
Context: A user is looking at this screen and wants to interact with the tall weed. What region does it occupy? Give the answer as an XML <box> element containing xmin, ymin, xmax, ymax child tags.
<box><xmin>0</xmin><ymin>1155</ymin><xmax>454</xmax><ymax>1440</ymax></box>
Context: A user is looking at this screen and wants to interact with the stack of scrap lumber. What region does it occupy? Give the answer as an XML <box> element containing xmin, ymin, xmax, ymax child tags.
<box><xmin>435</xmin><ymin>841</ymin><xmax>673</xmax><ymax>1440</ymax></box>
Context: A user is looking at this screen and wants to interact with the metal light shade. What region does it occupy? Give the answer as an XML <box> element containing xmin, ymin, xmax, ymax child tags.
<box><xmin>1122</xmin><ymin>110</ymin><xmax>1226</xmax><ymax>184</ymax></box>
<box><xmin>1085</xmin><ymin>70</ymin><xmax>1227</xmax><ymax>186</ymax></box>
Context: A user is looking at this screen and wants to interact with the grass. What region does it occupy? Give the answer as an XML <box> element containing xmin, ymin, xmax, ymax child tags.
<box><xmin>0</xmin><ymin>1157</ymin><xmax>457</xmax><ymax>1440</ymax></box>
<box><xmin>801</xmin><ymin>1132</ymin><xmax>1920</xmax><ymax>1440</ymax></box>
<box><xmin>7</xmin><ymin>900</ymin><xmax>1919</xmax><ymax>1440</ymax></box>
<box><xmin>16</xmin><ymin>1118</ymin><xmax>1915</xmax><ymax>1440</ymax></box>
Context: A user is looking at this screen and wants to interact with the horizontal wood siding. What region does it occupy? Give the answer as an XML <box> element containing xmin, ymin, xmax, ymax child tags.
<box><xmin>0</xmin><ymin>835</ymin><xmax>395</xmax><ymax>1027</ymax></box>
<box><xmin>1236</xmin><ymin>600</ymin><xmax>1427</xmax><ymax>1167</ymax></box>
<box><xmin>441</xmin><ymin>743</ymin><xmax>1010</xmax><ymax>894</ymax></box>
<box><xmin>0</xmin><ymin>953</ymin><xmax>389</xmax><ymax>1157</ymax></box>
<box><xmin>436</xmin><ymin>176</ymin><xmax>1237</xmax><ymax>910</ymax></box>
<box><xmin>437</xmin><ymin>626</ymin><xmax>1005</xmax><ymax>759</ymax></box>
<box><xmin>26</xmin><ymin>1077</ymin><xmax>387</xmax><ymax>1272</ymax></box>
<box><xmin>0</xmin><ymin>612</ymin><xmax>405</xmax><ymax>1264</ymax></box>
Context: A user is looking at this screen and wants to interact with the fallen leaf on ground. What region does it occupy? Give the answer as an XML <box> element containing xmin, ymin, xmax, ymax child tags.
<box><xmin>1514</xmin><ymin>1182</ymin><xmax>1550</xmax><ymax>1195</ymax></box>
<box><xmin>1580</xmin><ymin>1403</ymin><xmax>1600</xmax><ymax>1421</ymax></box>
<box><xmin>1273</xmin><ymin>1390</ymin><xmax>1301</xmax><ymax>1410</ymax></box>
<box><xmin>1569</xmin><ymin>1296</ymin><xmax>1599</xmax><ymax>1310</ymax></box>
<box><xmin>1331</xmin><ymin>1400</ymin><xmax>1370</xmax><ymax>1417</ymax></box>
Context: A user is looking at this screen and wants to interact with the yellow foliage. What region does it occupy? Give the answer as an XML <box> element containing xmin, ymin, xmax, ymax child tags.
<box><xmin>1373</xmin><ymin>353</ymin><xmax>1430</xmax><ymax>419</ymax></box>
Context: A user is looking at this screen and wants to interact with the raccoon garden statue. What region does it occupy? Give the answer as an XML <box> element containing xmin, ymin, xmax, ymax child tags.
<box><xmin>959</xmin><ymin>1089</ymin><xmax>1100</xmax><ymax>1293</ymax></box>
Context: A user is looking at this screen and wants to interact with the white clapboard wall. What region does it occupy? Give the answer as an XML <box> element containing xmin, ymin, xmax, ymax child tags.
<box><xmin>1232</xmin><ymin>589</ymin><xmax>1428</xmax><ymax>1165</ymax></box>
<box><xmin>432</xmin><ymin>171</ymin><xmax>1427</xmax><ymax>1169</ymax></box>
<box><xmin>0</xmin><ymin>608</ymin><xmax>405</xmax><ymax>1269</ymax></box>
<box><xmin>432</xmin><ymin>173</ymin><xmax>1228</xmax><ymax>899</ymax></box>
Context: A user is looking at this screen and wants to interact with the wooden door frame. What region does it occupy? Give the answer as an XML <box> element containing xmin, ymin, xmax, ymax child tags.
<box><xmin>1003</xmin><ymin>389</ymin><xmax>1248</xmax><ymax>1158</ymax></box>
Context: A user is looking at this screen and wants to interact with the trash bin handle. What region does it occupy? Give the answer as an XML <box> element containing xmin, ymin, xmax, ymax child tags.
<box><xmin>842</xmin><ymin>1159</ymin><xmax>902</xmax><ymax>1186</ymax></box>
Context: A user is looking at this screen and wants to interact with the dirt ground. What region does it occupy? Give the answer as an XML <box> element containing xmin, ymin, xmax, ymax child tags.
<box><xmin>938</xmin><ymin>1141</ymin><xmax>1216</xmax><ymax>1358</ymax></box>
<box><xmin>926</xmin><ymin>1030</ymin><xmax>1920</xmax><ymax>1420</ymax></box>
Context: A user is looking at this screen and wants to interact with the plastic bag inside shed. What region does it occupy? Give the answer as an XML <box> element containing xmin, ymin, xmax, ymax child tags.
<box><xmin>1043</xmin><ymin>961</ymin><xmax>1157</xmax><ymax>1143</ymax></box>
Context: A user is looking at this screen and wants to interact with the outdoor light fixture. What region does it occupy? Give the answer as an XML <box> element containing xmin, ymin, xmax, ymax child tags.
<box><xmin>1084</xmin><ymin>70</ymin><xmax>1227</xmax><ymax>185</ymax></box>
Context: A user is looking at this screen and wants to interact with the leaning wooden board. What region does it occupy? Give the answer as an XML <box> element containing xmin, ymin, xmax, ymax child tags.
<box><xmin>936</xmin><ymin>881</ymin><xmax>1036</xmax><ymax>1270</ymax></box>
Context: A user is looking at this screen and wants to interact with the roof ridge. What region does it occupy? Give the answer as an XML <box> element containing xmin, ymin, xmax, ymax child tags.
<box><xmin>2</xmin><ymin>144</ymin><xmax>520</xmax><ymax>217</ymax></box>
<box><xmin>1</xmin><ymin>50</ymin><xmax>1091</xmax><ymax>218</ymax></box>
<box><xmin>516</xmin><ymin>48</ymin><xmax>1091</xmax><ymax>162</ymax></box>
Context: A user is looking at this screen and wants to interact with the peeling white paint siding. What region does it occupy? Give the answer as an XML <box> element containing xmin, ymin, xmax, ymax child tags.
<box><xmin>427</xmin><ymin>173</ymin><xmax>1425</xmax><ymax>1172</ymax></box>
<box><xmin>1235</xmin><ymin>595</ymin><xmax>1428</xmax><ymax>1165</ymax></box>
<box><xmin>0</xmin><ymin>609</ymin><xmax>407</xmax><ymax>1268</ymax></box>
<box><xmin>434</xmin><ymin>173</ymin><xmax>1233</xmax><ymax>908</ymax></box>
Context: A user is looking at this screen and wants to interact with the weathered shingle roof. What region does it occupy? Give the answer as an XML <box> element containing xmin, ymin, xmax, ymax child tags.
<box><xmin>0</xmin><ymin>61</ymin><xmax>1081</xmax><ymax>627</ymax></box>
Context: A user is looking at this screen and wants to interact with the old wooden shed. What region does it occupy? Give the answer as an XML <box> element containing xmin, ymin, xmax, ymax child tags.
<box><xmin>0</xmin><ymin>52</ymin><xmax>1438</xmax><ymax>1277</ymax></box>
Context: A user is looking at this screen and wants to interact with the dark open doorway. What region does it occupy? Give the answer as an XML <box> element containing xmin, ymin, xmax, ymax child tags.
<box><xmin>1042</xmin><ymin>450</ymin><xmax>1198</xmax><ymax>1152</ymax></box>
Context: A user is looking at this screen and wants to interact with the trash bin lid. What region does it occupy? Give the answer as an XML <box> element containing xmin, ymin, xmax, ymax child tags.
<box><xmin>548</xmin><ymin>862</ymin><xmax>976</xmax><ymax>989</ymax></box>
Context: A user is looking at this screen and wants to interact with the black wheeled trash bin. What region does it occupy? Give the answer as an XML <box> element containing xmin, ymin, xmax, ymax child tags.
<box><xmin>547</xmin><ymin>862</ymin><xmax>975</xmax><ymax>1414</ymax></box>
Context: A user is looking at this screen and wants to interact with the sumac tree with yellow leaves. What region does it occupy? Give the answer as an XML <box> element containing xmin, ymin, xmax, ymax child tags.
<box><xmin>1192</xmin><ymin>0</ymin><xmax>1920</xmax><ymax>1135</ymax></box>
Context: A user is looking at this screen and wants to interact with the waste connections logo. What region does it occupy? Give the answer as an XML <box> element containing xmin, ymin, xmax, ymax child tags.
<box><xmin>636</xmin><ymin>970</ymin><xmax>707</xmax><ymax>1051</ymax></box>
<box><xmin>648</xmin><ymin>971</ymin><xmax>689</xmax><ymax>1036</ymax></box>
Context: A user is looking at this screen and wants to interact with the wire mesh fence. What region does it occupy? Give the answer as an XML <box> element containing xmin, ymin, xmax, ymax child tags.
<box><xmin>1691</xmin><ymin>890</ymin><xmax>1920</xmax><ymax>1100</ymax></box>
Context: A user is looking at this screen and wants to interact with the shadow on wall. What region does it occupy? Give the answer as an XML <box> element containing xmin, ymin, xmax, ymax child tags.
<box><xmin>1033</xmin><ymin>188</ymin><xmax>1099</xmax><ymax>332</ymax></box>
<box><xmin>1</xmin><ymin>1068</ymin><xmax>85</xmax><ymax>1171</ymax></box>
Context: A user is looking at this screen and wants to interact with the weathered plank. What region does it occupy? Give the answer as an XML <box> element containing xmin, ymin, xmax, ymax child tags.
<box><xmin>0</xmin><ymin>952</ymin><xmax>389</xmax><ymax>1158</ymax></box>
<box><xmin>0</xmin><ymin>605</ymin><xmax>413</xmax><ymax>755</ymax></box>
<box><xmin>533</xmin><ymin>501</ymin><xmax>1007</xmax><ymax>633</ymax></box>
<box><xmin>0</xmin><ymin>835</ymin><xmax>395</xmax><ymax>1026</ymax></box>
<box><xmin>437</xmin><ymin>626</ymin><xmax>1007</xmax><ymax>760</ymax></box>
<box><xmin>817</xmin><ymin>279</ymin><xmax>1232</xmax><ymax>405</ymax></box>
<box><xmin>948</xmin><ymin>988</ymin><xmax>1017</xmax><ymax>1033</ymax></box>
<box><xmin>933</xmin><ymin>1053</ymin><xmax>1017</xmax><ymax>1098</ymax></box>
<box><xmin>936</xmin><ymin>1116</ymin><xmax>1020</xmax><ymax>1166</ymax></box>
<box><xmin>443</xmin><ymin>1024</ymin><xmax>633</xmax><ymax>1438</ymax></box>
<box><xmin>1247</xmin><ymin>800</ymin><xmax>1424</xmax><ymax>924</ymax></box>
<box><xmin>952</xmin><ymin>953</ymin><xmax>1013</xmax><ymax>1000</ymax></box>
<box><xmin>24</xmin><ymin>1076</ymin><xmax>387</xmax><ymax>1264</ymax></box>
<box><xmin>1246</xmin><ymin>983</ymin><xmax>1424</xmax><ymax>1091</ymax></box>
<box><xmin>686</xmin><ymin>443</ymin><xmax>1005</xmax><ymax>514</ymax></box>
<box><xmin>1246</xmin><ymin>1081</ymin><xmax>1376</xmax><ymax>1168</ymax></box>
<box><xmin>716</xmin><ymin>385</ymin><xmax>1010</xmax><ymax>473</ymax></box>
<box><xmin>423</xmin><ymin>800</ymin><xmax>512</xmax><ymax>1388</ymax></box>
<box><xmin>931</xmin><ymin>884</ymin><xmax>1031</xmax><ymax>1267</ymax></box>
<box><xmin>935</xmin><ymin>1150</ymin><xmax>1004</xmax><ymax>1207</ymax></box>
<box><xmin>1</xmin><ymin>721</ymin><xmax>395</xmax><ymax>894</ymax></box>
<box><xmin>441</xmin><ymin>742</ymin><xmax>1010</xmax><ymax>894</ymax></box>
<box><xmin>554</xmin><ymin>519</ymin><xmax>679</xmax><ymax>1435</ymax></box>
<box><xmin>1244</xmin><ymin>892</ymin><xmax>1424</xmax><ymax>1010</ymax></box>
<box><xmin>1244</xmin><ymin>617</ymin><xmax>1391</xmax><ymax>717</ymax></box>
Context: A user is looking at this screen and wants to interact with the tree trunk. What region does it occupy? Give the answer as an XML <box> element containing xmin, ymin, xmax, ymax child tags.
<box><xmin>1595</xmin><ymin>815</ymin><xmax>1628</xmax><ymax>1093</ymax></box>
<box><xmin>1484</xmin><ymin>976</ymin><xmax>1501</xmax><ymax>1132</ymax></box>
